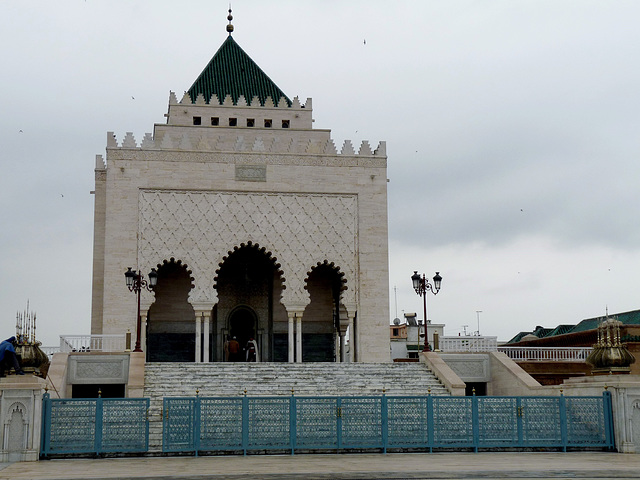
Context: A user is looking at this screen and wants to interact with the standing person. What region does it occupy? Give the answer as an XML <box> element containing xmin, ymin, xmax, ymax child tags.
<box><xmin>228</xmin><ymin>336</ymin><xmax>240</xmax><ymax>362</ymax></box>
<box><xmin>223</xmin><ymin>335</ymin><xmax>231</xmax><ymax>362</ymax></box>
<box><xmin>0</xmin><ymin>337</ymin><xmax>25</xmax><ymax>377</ymax></box>
<box><xmin>246</xmin><ymin>337</ymin><xmax>259</xmax><ymax>362</ymax></box>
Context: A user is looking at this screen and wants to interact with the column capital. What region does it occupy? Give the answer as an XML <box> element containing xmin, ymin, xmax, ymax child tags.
<box><xmin>344</xmin><ymin>303</ymin><xmax>357</xmax><ymax>318</ymax></box>
<box><xmin>192</xmin><ymin>303</ymin><xmax>215</xmax><ymax>314</ymax></box>
<box><xmin>285</xmin><ymin>305</ymin><xmax>306</xmax><ymax>317</ymax></box>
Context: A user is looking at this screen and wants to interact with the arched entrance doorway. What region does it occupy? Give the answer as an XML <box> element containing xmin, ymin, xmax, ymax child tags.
<box><xmin>228</xmin><ymin>306</ymin><xmax>257</xmax><ymax>361</ymax></box>
<box><xmin>147</xmin><ymin>258</ymin><xmax>195</xmax><ymax>362</ymax></box>
<box><xmin>214</xmin><ymin>242</ymin><xmax>286</xmax><ymax>362</ymax></box>
<box><xmin>303</xmin><ymin>261</ymin><xmax>347</xmax><ymax>362</ymax></box>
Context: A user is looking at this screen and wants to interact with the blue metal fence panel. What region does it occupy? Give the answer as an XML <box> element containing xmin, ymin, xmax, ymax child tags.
<box><xmin>477</xmin><ymin>397</ymin><xmax>518</xmax><ymax>446</ymax></box>
<box><xmin>295</xmin><ymin>397</ymin><xmax>338</xmax><ymax>449</ymax></box>
<box><xmin>521</xmin><ymin>397</ymin><xmax>562</xmax><ymax>446</ymax></box>
<box><xmin>199</xmin><ymin>397</ymin><xmax>243</xmax><ymax>451</ymax></box>
<box><xmin>46</xmin><ymin>398</ymin><xmax>96</xmax><ymax>454</ymax></box>
<box><xmin>433</xmin><ymin>396</ymin><xmax>474</xmax><ymax>447</ymax></box>
<box><xmin>101</xmin><ymin>399</ymin><xmax>149</xmax><ymax>452</ymax></box>
<box><xmin>565</xmin><ymin>396</ymin><xmax>608</xmax><ymax>446</ymax></box>
<box><xmin>163</xmin><ymin>397</ymin><xmax>196</xmax><ymax>452</ymax></box>
<box><xmin>41</xmin><ymin>394</ymin><xmax>149</xmax><ymax>456</ymax></box>
<box><xmin>247</xmin><ymin>397</ymin><xmax>290</xmax><ymax>449</ymax></box>
<box><xmin>340</xmin><ymin>397</ymin><xmax>383</xmax><ymax>448</ymax></box>
<box><xmin>386</xmin><ymin>396</ymin><xmax>429</xmax><ymax>448</ymax></box>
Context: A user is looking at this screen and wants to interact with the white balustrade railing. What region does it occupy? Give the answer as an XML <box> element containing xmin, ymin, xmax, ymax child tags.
<box><xmin>40</xmin><ymin>346</ymin><xmax>61</xmax><ymax>357</ymax></box>
<box><xmin>59</xmin><ymin>334</ymin><xmax>126</xmax><ymax>353</ymax></box>
<box><xmin>497</xmin><ymin>346</ymin><xmax>592</xmax><ymax>362</ymax></box>
<box><xmin>439</xmin><ymin>336</ymin><xmax>498</xmax><ymax>352</ymax></box>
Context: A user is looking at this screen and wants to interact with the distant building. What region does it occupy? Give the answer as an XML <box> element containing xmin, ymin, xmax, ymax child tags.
<box><xmin>503</xmin><ymin>308</ymin><xmax>640</xmax><ymax>383</ymax></box>
<box><xmin>390</xmin><ymin>313</ymin><xmax>444</xmax><ymax>361</ymax></box>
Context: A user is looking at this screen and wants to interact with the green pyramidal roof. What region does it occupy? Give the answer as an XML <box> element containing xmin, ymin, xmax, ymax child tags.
<box><xmin>187</xmin><ymin>35</ymin><xmax>291</xmax><ymax>107</ymax></box>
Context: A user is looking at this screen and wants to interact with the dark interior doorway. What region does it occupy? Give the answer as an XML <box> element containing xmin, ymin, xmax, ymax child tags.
<box><xmin>229</xmin><ymin>307</ymin><xmax>257</xmax><ymax>361</ymax></box>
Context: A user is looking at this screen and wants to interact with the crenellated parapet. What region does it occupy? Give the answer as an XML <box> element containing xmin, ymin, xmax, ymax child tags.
<box><xmin>103</xmin><ymin>91</ymin><xmax>386</xmax><ymax>164</ymax></box>
<box><xmin>171</xmin><ymin>91</ymin><xmax>307</xmax><ymax>109</ymax></box>
<box><xmin>105</xmin><ymin>130</ymin><xmax>386</xmax><ymax>160</ymax></box>
<box><xmin>166</xmin><ymin>90</ymin><xmax>312</xmax><ymax>130</ymax></box>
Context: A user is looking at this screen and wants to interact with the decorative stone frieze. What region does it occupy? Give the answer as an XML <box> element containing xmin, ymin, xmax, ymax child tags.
<box><xmin>138</xmin><ymin>190</ymin><xmax>358</xmax><ymax>307</ymax></box>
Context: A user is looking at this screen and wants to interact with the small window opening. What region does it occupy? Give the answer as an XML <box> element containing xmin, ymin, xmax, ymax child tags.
<box><xmin>264</xmin><ymin>119</ymin><xmax>272</xmax><ymax>128</ymax></box>
<box><xmin>282</xmin><ymin>120</ymin><xmax>290</xmax><ymax>129</ymax></box>
<box><xmin>229</xmin><ymin>118</ymin><xmax>237</xmax><ymax>127</ymax></box>
<box><xmin>247</xmin><ymin>118</ymin><xmax>255</xmax><ymax>127</ymax></box>
<box><xmin>211</xmin><ymin>117</ymin><xmax>219</xmax><ymax>126</ymax></box>
<box><xmin>193</xmin><ymin>116</ymin><xmax>202</xmax><ymax>125</ymax></box>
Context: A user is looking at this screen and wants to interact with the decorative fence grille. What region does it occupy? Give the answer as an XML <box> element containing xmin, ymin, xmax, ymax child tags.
<box><xmin>162</xmin><ymin>392</ymin><xmax>614</xmax><ymax>454</ymax></box>
<box><xmin>40</xmin><ymin>394</ymin><xmax>149</xmax><ymax>456</ymax></box>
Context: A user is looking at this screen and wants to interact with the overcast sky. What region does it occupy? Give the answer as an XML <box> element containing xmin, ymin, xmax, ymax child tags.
<box><xmin>2</xmin><ymin>1</ymin><xmax>640</xmax><ymax>346</ymax></box>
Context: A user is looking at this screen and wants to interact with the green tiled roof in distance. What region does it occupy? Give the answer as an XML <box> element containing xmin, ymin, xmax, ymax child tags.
<box><xmin>569</xmin><ymin>309</ymin><xmax>640</xmax><ymax>333</ymax></box>
<box><xmin>532</xmin><ymin>326</ymin><xmax>552</xmax><ymax>338</ymax></box>
<box><xmin>506</xmin><ymin>332</ymin><xmax>533</xmax><ymax>344</ymax></box>
<box><xmin>545</xmin><ymin>324</ymin><xmax>575</xmax><ymax>337</ymax></box>
<box><xmin>187</xmin><ymin>36</ymin><xmax>291</xmax><ymax>107</ymax></box>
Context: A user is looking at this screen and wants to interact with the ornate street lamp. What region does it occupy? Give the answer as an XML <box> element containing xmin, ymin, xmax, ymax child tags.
<box><xmin>411</xmin><ymin>271</ymin><xmax>442</xmax><ymax>352</ymax></box>
<box><xmin>125</xmin><ymin>267</ymin><xmax>158</xmax><ymax>352</ymax></box>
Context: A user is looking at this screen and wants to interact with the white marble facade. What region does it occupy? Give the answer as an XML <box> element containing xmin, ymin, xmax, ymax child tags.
<box><xmin>91</xmin><ymin>52</ymin><xmax>390</xmax><ymax>363</ymax></box>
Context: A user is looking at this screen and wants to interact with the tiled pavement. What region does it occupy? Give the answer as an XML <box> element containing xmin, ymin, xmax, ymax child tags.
<box><xmin>1</xmin><ymin>452</ymin><xmax>639</xmax><ymax>480</ymax></box>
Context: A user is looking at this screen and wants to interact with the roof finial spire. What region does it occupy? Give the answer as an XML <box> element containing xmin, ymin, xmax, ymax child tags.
<box><xmin>226</xmin><ymin>6</ymin><xmax>234</xmax><ymax>35</ymax></box>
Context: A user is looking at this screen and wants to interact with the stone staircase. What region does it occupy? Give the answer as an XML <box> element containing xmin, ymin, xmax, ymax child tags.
<box><xmin>143</xmin><ymin>362</ymin><xmax>449</xmax><ymax>451</ymax></box>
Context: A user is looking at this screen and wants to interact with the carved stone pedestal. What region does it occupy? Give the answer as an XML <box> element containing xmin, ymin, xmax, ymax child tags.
<box><xmin>0</xmin><ymin>375</ymin><xmax>46</xmax><ymax>462</ymax></box>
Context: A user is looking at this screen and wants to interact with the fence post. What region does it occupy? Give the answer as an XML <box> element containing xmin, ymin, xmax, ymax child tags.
<box><xmin>515</xmin><ymin>397</ymin><xmax>523</xmax><ymax>446</ymax></box>
<box><xmin>427</xmin><ymin>390</ymin><xmax>434</xmax><ymax>452</ymax></box>
<box><xmin>289</xmin><ymin>390</ymin><xmax>296</xmax><ymax>455</ymax></box>
<box><xmin>336</xmin><ymin>397</ymin><xmax>342</xmax><ymax>451</ymax></box>
<box><xmin>602</xmin><ymin>389</ymin><xmax>614</xmax><ymax>450</ymax></box>
<box><xmin>242</xmin><ymin>391</ymin><xmax>248</xmax><ymax>455</ymax></box>
<box><xmin>471</xmin><ymin>390</ymin><xmax>479</xmax><ymax>452</ymax></box>
<box><xmin>94</xmin><ymin>396</ymin><xmax>103</xmax><ymax>455</ymax></box>
<box><xmin>194</xmin><ymin>391</ymin><xmax>201</xmax><ymax>457</ymax></box>
<box><xmin>40</xmin><ymin>391</ymin><xmax>51</xmax><ymax>458</ymax></box>
<box><xmin>559</xmin><ymin>390</ymin><xmax>567</xmax><ymax>451</ymax></box>
<box><xmin>381</xmin><ymin>391</ymin><xmax>388</xmax><ymax>454</ymax></box>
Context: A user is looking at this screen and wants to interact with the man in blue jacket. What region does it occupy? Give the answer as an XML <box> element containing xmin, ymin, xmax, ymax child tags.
<box><xmin>0</xmin><ymin>337</ymin><xmax>25</xmax><ymax>377</ymax></box>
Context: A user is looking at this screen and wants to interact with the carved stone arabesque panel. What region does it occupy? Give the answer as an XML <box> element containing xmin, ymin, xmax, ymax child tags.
<box><xmin>138</xmin><ymin>190</ymin><xmax>358</xmax><ymax>307</ymax></box>
<box><xmin>75</xmin><ymin>361</ymin><xmax>123</xmax><ymax>379</ymax></box>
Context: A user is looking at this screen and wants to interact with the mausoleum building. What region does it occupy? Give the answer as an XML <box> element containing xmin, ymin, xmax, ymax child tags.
<box><xmin>90</xmin><ymin>24</ymin><xmax>390</xmax><ymax>364</ymax></box>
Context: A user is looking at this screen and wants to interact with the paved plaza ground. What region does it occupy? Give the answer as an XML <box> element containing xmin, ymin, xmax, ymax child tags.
<box><xmin>1</xmin><ymin>452</ymin><xmax>639</xmax><ymax>480</ymax></box>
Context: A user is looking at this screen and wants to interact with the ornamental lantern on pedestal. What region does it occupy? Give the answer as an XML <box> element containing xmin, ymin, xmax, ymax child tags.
<box><xmin>586</xmin><ymin>315</ymin><xmax>635</xmax><ymax>375</ymax></box>
<box><xmin>14</xmin><ymin>303</ymin><xmax>50</xmax><ymax>378</ymax></box>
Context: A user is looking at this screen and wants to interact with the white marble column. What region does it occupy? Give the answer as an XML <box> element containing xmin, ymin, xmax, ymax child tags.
<box><xmin>195</xmin><ymin>314</ymin><xmax>202</xmax><ymax>363</ymax></box>
<box><xmin>203</xmin><ymin>312</ymin><xmax>211</xmax><ymax>362</ymax></box>
<box><xmin>288</xmin><ymin>313</ymin><xmax>295</xmax><ymax>363</ymax></box>
<box><xmin>295</xmin><ymin>315</ymin><xmax>303</xmax><ymax>363</ymax></box>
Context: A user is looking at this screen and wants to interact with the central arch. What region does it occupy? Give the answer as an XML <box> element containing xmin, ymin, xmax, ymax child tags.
<box><xmin>213</xmin><ymin>242</ymin><xmax>287</xmax><ymax>362</ymax></box>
